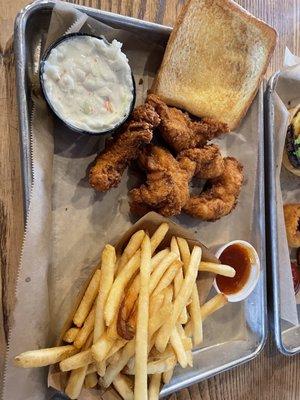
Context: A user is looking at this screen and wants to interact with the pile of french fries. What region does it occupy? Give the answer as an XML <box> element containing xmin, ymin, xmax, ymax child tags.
<box><xmin>14</xmin><ymin>223</ymin><xmax>235</xmax><ymax>399</ymax></box>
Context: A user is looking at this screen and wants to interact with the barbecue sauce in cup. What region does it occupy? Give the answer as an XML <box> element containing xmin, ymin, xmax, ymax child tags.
<box><xmin>216</xmin><ymin>243</ymin><xmax>251</xmax><ymax>295</ymax></box>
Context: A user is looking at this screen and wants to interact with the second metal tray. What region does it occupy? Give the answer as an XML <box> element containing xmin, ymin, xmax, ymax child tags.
<box><xmin>265</xmin><ymin>72</ymin><xmax>300</xmax><ymax>355</ymax></box>
<box><xmin>14</xmin><ymin>0</ymin><xmax>267</xmax><ymax>396</ymax></box>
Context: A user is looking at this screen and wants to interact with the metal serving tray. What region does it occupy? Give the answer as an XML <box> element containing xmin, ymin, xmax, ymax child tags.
<box><xmin>14</xmin><ymin>0</ymin><xmax>267</xmax><ymax>396</ymax></box>
<box><xmin>265</xmin><ymin>72</ymin><xmax>300</xmax><ymax>355</ymax></box>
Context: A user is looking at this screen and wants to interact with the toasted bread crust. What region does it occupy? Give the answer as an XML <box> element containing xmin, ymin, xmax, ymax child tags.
<box><xmin>152</xmin><ymin>0</ymin><xmax>277</xmax><ymax>130</ymax></box>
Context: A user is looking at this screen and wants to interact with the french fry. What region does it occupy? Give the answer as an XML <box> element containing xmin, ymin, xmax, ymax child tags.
<box><xmin>63</xmin><ymin>327</ymin><xmax>80</xmax><ymax>344</ymax></box>
<box><xmin>186</xmin><ymin>350</ymin><xmax>193</xmax><ymax>367</ymax></box>
<box><xmin>125</xmin><ymin>355</ymin><xmax>176</xmax><ymax>375</ymax></box>
<box><xmin>123</xmin><ymin>249</ymin><xmax>169</xmax><ymax>318</ymax></box>
<box><xmin>107</xmin><ymin>350</ymin><xmax>121</xmax><ymax>366</ymax></box>
<box><xmin>170</xmin><ymin>326</ymin><xmax>188</xmax><ymax>368</ymax></box>
<box><xmin>101</xmin><ymin>340</ymin><xmax>135</xmax><ymax>388</ymax></box>
<box><xmin>126</xmin><ymin>295</ymin><xmax>166</xmax><ymax>361</ymax></box>
<box><xmin>155</xmin><ymin>246</ymin><xmax>202</xmax><ymax>353</ymax></box>
<box><xmin>96</xmin><ymin>338</ymin><xmax>128</xmax><ymax>378</ymax></box>
<box><xmin>65</xmin><ymin>333</ymin><xmax>94</xmax><ymax>398</ymax></box>
<box><xmin>134</xmin><ymin>235</ymin><xmax>151</xmax><ymax>400</ymax></box>
<box><xmin>124</xmin><ymin>353</ymin><xmax>135</xmax><ymax>372</ymax></box>
<box><xmin>87</xmin><ymin>363</ymin><xmax>97</xmax><ymax>375</ymax></box>
<box><xmin>170</xmin><ymin>236</ymin><xmax>180</xmax><ymax>257</ymax></box>
<box><xmin>107</xmin><ymin>315</ymin><xmax>120</xmax><ymax>341</ymax></box>
<box><xmin>174</xmin><ymin>269</ymin><xmax>188</xmax><ymax>324</ymax></box>
<box><xmin>65</xmin><ymin>365</ymin><xmax>88</xmax><ymax>399</ymax></box>
<box><xmin>107</xmin><ymin>339</ymin><xmax>128</xmax><ymax>359</ymax></box>
<box><xmin>201</xmin><ymin>293</ymin><xmax>228</xmax><ymax>320</ymax></box>
<box><xmin>118</xmin><ymin>249</ymin><xmax>169</xmax><ymax>337</ymax></box>
<box><xmin>199</xmin><ymin>261</ymin><xmax>236</xmax><ymax>277</ymax></box>
<box><xmin>105</xmin><ymin>251</ymin><xmax>141</xmax><ymax>326</ymax></box>
<box><xmin>150</xmin><ymin>344</ymin><xmax>173</xmax><ymax>361</ymax></box>
<box><xmin>189</xmin><ymin>284</ymin><xmax>203</xmax><ymax>346</ymax></box>
<box><xmin>113</xmin><ymin>374</ymin><xmax>134</xmax><ymax>400</ymax></box>
<box><xmin>97</xmin><ymin>361</ymin><xmax>106</xmax><ymax>377</ymax></box>
<box><xmin>176</xmin><ymin>237</ymin><xmax>190</xmax><ymax>270</ymax></box>
<box><xmin>94</xmin><ymin>245</ymin><xmax>116</xmax><ymax>343</ymax></box>
<box><xmin>162</xmin><ymin>285</ymin><xmax>173</xmax><ymax>307</ymax></box>
<box><xmin>59</xmin><ymin>349</ymin><xmax>93</xmax><ymax>372</ymax></box>
<box><xmin>94</xmin><ymin>329</ymin><xmax>126</xmax><ymax>376</ymax></box>
<box><xmin>84</xmin><ymin>372</ymin><xmax>98</xmax><ymax>388</ymax></box>
<box><xmin>147</xmin><ymin>356</ymin><xmax>176</xmax><ymax>375</ymax></box>
<box><xmin>185</xmin><ymin>293</ymin><xmax>228</xmax><ymax>337</ymax></box>
<box><xmin>162</xmin><ymin>368</ymin><xmax>174</xmax><ymax>384</ymax></box>
<box><xmin>184</xmin><ymin>322</ymin><xmax>193</xmax><ymax>338</ymax></box>
<box><xmin>73</xmin><ymin>269</ymin><xmax>101</xmax><ymax>328</ymax></box>
<box><xmin>14</xmin><ymin>345</ymin><xmax>78</xmax><ymax>368</ymax></box>
<box><xmin>176</xmin><ymin>324</ymin><xmax>193</xmax><ymax>351</ymax></box>
<box><xmin>150</xmin><ymin>223</ymin><xmax>169</xmax><ymax>254</ymax></box>
<box><xmin>117</xmin><ymin>230</ymin><xmax>145</xmax><ymax>272</ymax></box>
<box><xmin>149</xmin><ymin>304</ymin><xmax>173</xmax><ymax>341</ymax></box>
<box><xmin>148</xmin><ymin>252</ymin><xmax>178</xmax><ymax>295</ymax></box>
<box><xmin>150</xmin><ymin>293</ymin><xmax>165</xmax><ymax>315</ymax></box>
<box><xmin>74</xmin><ymin>304</ymin><xmax>96</xmax><ymax>349</ymax></box>
<box><xmin>149</xmin><ymin>373</ymin><xmax>162</xmax><ymax>400</ymax></box>
<box><xmin>177</xmin><ymin>237</ymin><xmax>203</xmax><ymax>345</ymax></box>
<box><xmin>61</xmin><ymin>334</ymin><xmax>93</xmax><ymax>372</ymax></box>
<box><xmin>152</xmin><ymin>260</ymin><xmax>182</xmax><ymax>296</ymax></box>
<box><xmin>91</xmin><ymin>332</ymin><xmax>115</xmax><ymax>364</ymax></box>
<box><xmin>121</xmin><ymin>252</ymin><xmax>176</xmax><ymax>339</ymax></box>
<box><xmin>102</xmin><ymin>303</ymin><xmax>172</xmax><ymax>388</ymax></box>
<box><xmin>119</xmin><ymin>294</ymin><xmax>163</xmax><ymax>342</ymax></box>
<box><xmin>172</xmin><ymin>236</ymin><xmax>188</xmax><ymax>324</ymax></box>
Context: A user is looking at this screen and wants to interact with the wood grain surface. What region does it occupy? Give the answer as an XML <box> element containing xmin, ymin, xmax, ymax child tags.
<box><xmin>1</xmin><ymin>0</ymin><xmax>300</xmax><ymax>399</ymax></box>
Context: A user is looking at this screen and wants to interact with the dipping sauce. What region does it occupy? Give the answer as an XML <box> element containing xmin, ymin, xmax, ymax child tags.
<box><xmin>41</xmin><ymin>35</ymin><xmax>134</xmax><ymax>133</ymax></box>
<box><xmin>216</xmin><ymin>243</ymin><xmax>251</xmax><ymax>295</ymax></box>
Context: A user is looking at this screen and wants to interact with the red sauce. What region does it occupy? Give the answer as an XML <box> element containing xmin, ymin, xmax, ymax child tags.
<box><xmin>216</xmin><ymin>244</ymin><xmax>251</xmax><ymax>295</ymax></box>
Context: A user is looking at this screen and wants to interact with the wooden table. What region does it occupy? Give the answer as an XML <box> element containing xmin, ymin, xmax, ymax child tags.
<box><xmin>1</xmin><ymin>0</ymin><xmax>300</xmax><ymax>398</ymax></box>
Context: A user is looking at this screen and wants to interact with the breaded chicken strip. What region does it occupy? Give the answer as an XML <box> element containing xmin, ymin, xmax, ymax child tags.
<box><xmin>147</xmin><ymin>94</ymin><xmax>229</xmax><ymax>152</ymax></box>
<box><xmin>283</xmin><ymin>204</ymin><xmax>300</xmax><ymax>248</ymax></box>
<box><xmin>183</xmin><ymin>157</ymin><xmax>244</xmax><ymax>221</ymax></box>
<box><xmin>130</xmin><ymin>145</ymin><xmax>195</xmax><ymax>217</ymax></box>
<box><xmin>177</xmin><ymin>145</ymin><xmax>225</xmax><ymax>179</ymax></box>
<box><xmin>89</xmin><ymin>104</ymin><xmax>160</xmax><ymax>191</ymax></box>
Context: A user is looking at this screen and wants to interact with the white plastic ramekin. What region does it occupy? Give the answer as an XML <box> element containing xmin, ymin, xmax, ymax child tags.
<box><xmin>213</xmin><ymin>240</ymin><xmax>260</xmax><ymax>302</ymax></box>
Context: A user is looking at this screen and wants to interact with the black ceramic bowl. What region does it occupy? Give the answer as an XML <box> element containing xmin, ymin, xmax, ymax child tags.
<box><xmin>39</xmin><ymin>32</ymin><xmax>136</xmax><ymax>136</ymax></box>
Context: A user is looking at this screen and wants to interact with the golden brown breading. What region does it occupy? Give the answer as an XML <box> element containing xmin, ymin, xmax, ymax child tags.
<box><xmin>177</xmin><ymin>145</ymin><xmax>225</xmax><ymax>179</ymax></box>
<box><xmin>130</xmin><ymin>145</ymin><xmax>195</xmax><ymax>217</ymax></box>
<box><xmin>146</xmin><ymin>94</ymin><xmax>229</xmax><ymax>152</ymax></box>
<box><xmin>89</xmin><ymin>104</ymin><xmax>160</xmax><ymax>192</ymax></box>
<box><xmin>183</xmin><ymin>157</ymin><xmax>244</xmax><ymax>221</ymax></box>
<box><xmin>131</xmin><ymin>103</ymin><xmax>161</xmax><ymax>126</ymax></box>
<box><xmin>283</xmin><ymin>204</ymin><xmax>300</xmax><ymax>248</ymax></box>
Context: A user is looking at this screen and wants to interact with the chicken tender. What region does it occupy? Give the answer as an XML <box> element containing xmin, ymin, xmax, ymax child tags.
<box><xmin>177</xmin><ymin>145</ymin><xmax>225</xmax><ymax>179</ymax></box>
<box><xmin>131</xmin><ymin>102</ymin><xmax>161</xmax><ymax>126</ymax></box>
<box><xmin>130</xmin><ymin>145</ymin><xmax>195</xmax><ymax>217</ymax></box>
<box><xmin>147</xmin><ymin>94</ymin><xmax>229</xmax><ymax>152</ymax></box>
<box><xmin>89</xmin><ymin>104</ymin><xmax>160</xmax><ymax>191</ymax></box>
<box><xmin>283</xmin><ymin>204</ymin><xmax>300</xmax><ymax>248</ymax></box>
<box><xmin>183</xmin><ymin>157</ymin><xmax>244</xmax><ymax>221</ymax></box>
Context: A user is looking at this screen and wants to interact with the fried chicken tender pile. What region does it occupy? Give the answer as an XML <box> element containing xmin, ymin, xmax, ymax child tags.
<box><xmin>130</xmin><ymin>145</ymin><xmax>194</xmax><ymax>217</ymax></box>
<box><xmin>183</xmin><ymin>157</ymin><xmax>244</xmax><ymax>221</ymax></box>
<box><xmin>146</xmin><ymin>94</ymin><xmax>229</xmax><ymax>152</ymax></box>
<box><xmin>89</xmin><ymin>104</ymin><xmax>160</xmax><ymax>192</ymax></box>
<box><xmin>89</xmin><ymin>93</ymin><xmax>244</xmax><ymax>221</ymax></box>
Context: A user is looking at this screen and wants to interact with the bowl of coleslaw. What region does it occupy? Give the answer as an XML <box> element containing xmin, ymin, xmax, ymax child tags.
<box><xmin>39</xmin><ymin>33</ymin><xmax>136</xmax><ymax>135</ymax></box>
